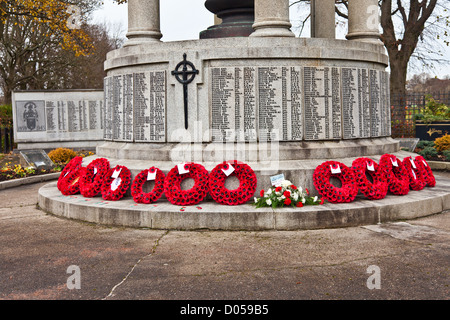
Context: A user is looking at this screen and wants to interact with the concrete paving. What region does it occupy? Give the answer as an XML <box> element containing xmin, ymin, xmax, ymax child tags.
<box><xmin>0</xmin><ymin>175</ymin><xmax>449</xmax><ymax>302</ymax></box>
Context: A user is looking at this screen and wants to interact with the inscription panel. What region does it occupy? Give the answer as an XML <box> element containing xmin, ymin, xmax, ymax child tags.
<box><xmin>304</xmin><ymin>66</ymin><xmax>341</xmax><ymax>140</ymax></box>
<box><xmin>341</xmin><ymin>67</ymin><xmax>371</xmax><ymax>139</ymax></box>
<box><xmin>104</xmin><ymin>71</ymin><xmax>166</xmax><ymax>143</ymax></box>
<box><xmin>13</xmin><ymin>91</ymin><xmax>104</xmax><ymax>143</ymax></box>
<box><xmin>369</xmin><ymin>69</ymin><xmax>382</xmax><ymax>137</ymax></box>
<box><xmin>211</xmin><ymin>66</ymin><xmax>302</xmax><ymax>142</ymax></box>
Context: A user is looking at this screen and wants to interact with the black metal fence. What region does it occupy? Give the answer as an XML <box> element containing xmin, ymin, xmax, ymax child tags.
<box><xmin>390</xmin><ymin>92</ymin><xmax>450</xmax><ymax>138</ymax></box>
<box><xmin>0</xmin><ymin>127</ymin><xmax>14</xmax><ymax>154</ymax></box>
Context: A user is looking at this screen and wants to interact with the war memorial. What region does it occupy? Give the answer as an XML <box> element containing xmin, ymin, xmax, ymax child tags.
<box><xmin>36</xmin><ymin>0</ymin><xmax>450</xmax><ymax>230</ymax></box>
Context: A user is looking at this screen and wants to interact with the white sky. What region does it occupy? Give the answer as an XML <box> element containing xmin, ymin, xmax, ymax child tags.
<box><xmin>92</xmin><ymin>0</ymin><xmax>450</xmax><ymax>79</ymax></box>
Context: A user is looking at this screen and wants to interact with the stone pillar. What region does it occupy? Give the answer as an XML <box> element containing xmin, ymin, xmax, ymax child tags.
<box><xmin>346</xmin><ymin>0</ymin><xmax>381</xmax><ymax>44</ymax></box>
<box><xmin>311</xmin><ymin>0</ymin><xmax>335</xmax><ymax>39</ymax></box>
<box><xmin>125</xmin><ymin>0</ymin><xmax>162</xmax><ymax>46</ymax></box>
<box><xmin>250</xmin><ymin>0</ymin><xmax>295</xmax><ymax>37</ymax></box>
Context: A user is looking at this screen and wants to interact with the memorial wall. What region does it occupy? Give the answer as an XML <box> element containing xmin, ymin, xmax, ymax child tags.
<box><xmin>15</xmin><ymin>66</ymin><xmax>389</xmax><ymax>149</ymax></box>
<box><xmin>210</xmin><ymin>66</ymin><xmax>390</xmax><ymax>142</ymax></box>
<box><xmin>13</xmin><ymin>90</ymin><xmax>104</xmax><ymax>150</ymax></box>
<box><xmin>104</xmin><ymin>66</ymin><xmax>390</xmax><ymax>144</ymax></box>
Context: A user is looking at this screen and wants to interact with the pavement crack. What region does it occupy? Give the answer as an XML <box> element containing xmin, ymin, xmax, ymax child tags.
<box><xmin>102</xmin><ymin>230</ymin><xmax>169</xmax><ymax>300</ymax></box>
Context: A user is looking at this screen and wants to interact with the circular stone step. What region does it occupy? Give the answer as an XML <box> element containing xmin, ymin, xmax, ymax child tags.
<box><xmin>38</xmin><ymin>175</ymin><xmax>450</xmax><ymax>231</ymax></box>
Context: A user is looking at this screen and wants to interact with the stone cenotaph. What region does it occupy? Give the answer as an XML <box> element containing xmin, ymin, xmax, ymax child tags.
<box><xmin>38</xmin><ymin>0</ymin><xmax>450</xmax><ymax>230</ymax></box>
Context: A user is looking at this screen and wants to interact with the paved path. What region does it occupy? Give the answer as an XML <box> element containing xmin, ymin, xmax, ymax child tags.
<box><xmin>0</xmin><ymin>177</ymin><xmax>449</xmax><ymax>303</ymax></box>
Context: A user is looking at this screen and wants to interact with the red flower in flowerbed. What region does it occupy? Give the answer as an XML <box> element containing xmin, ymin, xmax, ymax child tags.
<box><xmin>414</xmin><ymin>155</ymin><xmax>436</xmax><ymax>188</ymax></box>
<box><xmin>164</xmin><ymin>162</ymin><xmax>209</xmax><ymax>206</ymax></box>
<box><xmin>101</xmin><ymin>165</ymin><xmax>132</xmax><ymax>201</ymax></box>
<box><xmin>313</xmin><ymin>161</ymin><xmax>358</xmax><ymax>203</ymax></box>
<box><xmin>57</xmin><ymin>156</ymin><xmax>83</xmax><ymax>191</ymax></box>
<box><xmin>131</xmin><ymin>167</ymin><xmax>166</xmax><ymax>204</ymax></box>
<box><xmin>379</xmin><ymin>154</ymin><xmax>410</xmax><ymax>195</ymax></box>
<box><xmin>351</xmin><ymin>157</ymin><xmax>388</xmax><ymax>200</ymax></box>
<box><xmin>209</xmin><ymin>161</ymin><xmax>257</xmax><ymax>206</ymax></box>
<box><xmin>79</xmin><ymin>158</ymin><xmax>110</xmax><ymax>198</ymax></box>
<box><xmin>402</xmin><ymin>156</ymin><xmax>426</xmax><ymax>191</ymax></box>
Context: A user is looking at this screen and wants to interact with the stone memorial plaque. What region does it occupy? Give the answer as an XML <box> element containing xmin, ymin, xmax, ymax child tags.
<box><xmin>210</xmin><ymin>66</ymin><xmax>301</xmax><ymax>142</ymax></box>
<box><xmin>79</xmin><ymin>100</ymin><xmax>89</xmax><ymax>131</ymax></box>
<box><xmin>13</xmin><ymin>90</ymin><xmax>104</xmax><ymax>149</ymax></box>
<box><xmin>45</xmin><ymin>101</ymin><xmax>58</xmax><ymax>133</ymax></box>
<box><xmin>122</xmin><ymin>74</ymin><xmax>134</xmax><ymax>141</ymax></box>
<box><xmin>15</xmin><ymin>100</ymin><xmax>46</xmax><ymax>132</ymax></box>
<box><xmin>369</xmin><ymin>69</ymin><xmax>382</xmax><ymax>137</ymax></box>
<box><xmin>148</xmin><ymin>71</ymin><xmax>166</xmax><ymax>142</ymax></box>
<box><xmin>67</xmin><ymin>100</ymin><xmax>81</xmax><ymax>132</ymax></box>
<box><xmin>211</xmin><ymin>67</ymin><xmax>235</xmax><ymax>142</ymax></box>
<box><xmin>211</xmin><ymin>67</ymin><xmax>258</xmax><ymax>142</ymax></box>
<box><xmin>88</xmin><ymin>100</ymin><xmax>103</xmax><ymax>131</ymax></box>
<box><xmin>341</xmin><ymin>67</ymin><xmax>359</xmax><ymax>139</ymax></box>
<box><xmin>358</xmin><ymin>68</ymin><xmax>371</xmax><ymax>138</ymax></box>
<box><xmin>341</xmin><ymin>67</ymin><xmax>372</xmax><ymax>139</ymax></box>
<box><xmin>380</xmin><ymin>71</ymin><xmax>391</xmax><ymax>136</ymax></box>
<box><xmin>112</xmin><ymin>75</ymin><xmax>124</xmax><ymax>140</ymax></box>
<box><xmin>258</xmin><ymin>66</ymin><xmax>303</xmax><ymax>141</ymax></box>
<box><xmin>104</xmin><ymin>77</ymin><xmax>113</xmax><ymax>140</ymax></box>
<box><xmin>258</xmin><ymin>67</ymin><xmax>284</xmax><ymax>141</ymax></box>
<box><xmin>133</xmin><ymin>72</ymin><xmax>150</xmax><ymax>142</ymax></box>
<box><xmin>57</xmin><ymin>101</ymin><xmax>68</xmax><ymax>132</ymax></box>
<box><xmin>133</xmin><ymin>71</ymin><xmax>166</xmax><ymax>143</ymax></box>
<box><xmin>304</xmin><ymin>66</ymin><xmax>341</xmax><ymax>140</ymax></box>
<box><xmin>242</xmin><ymin>67</ymin><xmax>257</xmax><ymax>141</ymax></box>
<box><xmin>19</xmin><ymin>149</ymin><xmax>54</xmax><ymax>170</ymax></box>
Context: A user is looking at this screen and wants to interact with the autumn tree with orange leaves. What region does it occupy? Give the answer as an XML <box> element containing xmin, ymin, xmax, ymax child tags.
<box><xmin>0</xmin><ymin>0</ymin><xmax>104</xmax><ymax>103</ymax></box>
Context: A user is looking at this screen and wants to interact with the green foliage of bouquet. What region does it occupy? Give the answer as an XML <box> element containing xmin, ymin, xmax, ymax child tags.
<box><xmin>253</xmin><ymin>180</ymin><xmax>324</xmax><ymax>209</ymax></box>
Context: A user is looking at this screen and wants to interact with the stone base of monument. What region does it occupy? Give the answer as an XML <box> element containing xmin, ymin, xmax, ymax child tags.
<box><xmin>37</xmin><ymin>149</ymin><xmax>450</xmax><ymax>231</ymax></box>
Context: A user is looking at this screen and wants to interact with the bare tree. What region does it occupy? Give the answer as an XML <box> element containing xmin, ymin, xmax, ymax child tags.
<box><xmin>289</xmin><ymin>0</ymin><xmax>449</xmax><ymax>98</ymax></box>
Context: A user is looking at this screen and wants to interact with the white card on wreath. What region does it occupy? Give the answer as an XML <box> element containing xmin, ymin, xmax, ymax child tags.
<box><xmin>330</xmin><ymin>164</ymin><xmax>341</xmax><ymax>174</ymax></box>
<box><xmin>367</xmin><ymin>161</ymin><xmax>375</xmax><ymax>171</ymax></box>
<box><xmin>94</xmin><ymin>167</ymin><xmax>98</xmax><ymax>175</ymax></box>
<box><xmin>409</xmin><ymin>158</ymin><xmax>416</xmax><ymax>169</ymax></box>
<box><xmin>147</xmin><ymin>170</ymin><xmax>156</xmax><ymax>181</ymax></box>
<box><xmin>390</xmin><ymin>158</ymin><xmax>398</xmax><ymax>167</ymax></box>
<box><xmin>221</xmin><ymin>164</ymin><xmax>235</xmax><ymax>176</ymax></box>
<box><xmin>111</xmin><ymin>177</ymin><xmax>122</xmax><ymax>191</ymax></box>
<box><xmin>111</xmin><ymin>167</ymin><xmax>122</xmax><ymax>178</ymax></box>
<box><xmin>270</xmin><ymin>173</ymin><xmax>285</xmax><ymax>186</ymax></box>
<box><xmin>177</xmin><ymin>163</ymin><xmax>189</xmax><ymax>175</ymax></box>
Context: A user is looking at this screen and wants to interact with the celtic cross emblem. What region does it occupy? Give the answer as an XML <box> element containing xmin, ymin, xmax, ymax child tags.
<box><xmin>171</xmin><ymin>53</ymin><xmax>199</xmax><ymax>129</ymax></box>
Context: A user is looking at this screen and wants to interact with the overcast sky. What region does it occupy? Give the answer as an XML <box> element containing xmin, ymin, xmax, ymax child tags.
<box><xmin>92</xmin><ymin>0</ymin><xmax>450</xmax><ymax>79</ymax></box>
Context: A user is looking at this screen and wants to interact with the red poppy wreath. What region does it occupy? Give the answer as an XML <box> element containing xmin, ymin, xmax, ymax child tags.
<box><xmin>101</xmin><ymin>165</ymin><xmax>132</xmax><ymax>201</ymax></box>
<box><xmin>209</xmin><ymin>161</ymin><xmax>257</xmax><ymax>206</ymax></box>
<box><xmin>164</xmin><ymin>162</ymin><xmax>209</xmax><ymax>206</ymax></box>
<box><xmin>131</xmin><ymin>167</ymin><xmax>166</xmax><ymax>204</ymax></box>
<box><xmin>57</xmin><ymin>156</ymin><xmax>83</xmax><ymax>191</ymax></box>
<box><xmin>351</xmin><ymin>157</ymin><xmax>388</xmax><ymax>200</ymax></box>
<box><xmin>60</xmin><ymin>167</ymin><xmax>86</xmax><ymax>196</ymax></box>
<box><xmin>313</xmin><ymin>161</ymin><xmax>358</xmax><ymax>203</ymax></box>
<box><xmin>379</xmin><ymin>154</ymin><xmax>410</xmax><ymax>195</ymax></box>
<box><xmin>79</xmin><ymin>158</ymin><xmax>110</xmax><ymax>198</ymax></box>
<box><xmin>402</xmin><ymin>156</ymin><xmax>426</xmax><ymax>191</ymax></box>
<box><xmin>414</xmin><ymin>155</ymin><xmax>436</xmax><ymax>188</ymax></box>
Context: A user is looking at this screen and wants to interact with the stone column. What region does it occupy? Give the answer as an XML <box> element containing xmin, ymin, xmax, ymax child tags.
<box><xmin>311</xmin><ymin>0</ymin><xmax>335</xmax><ymax>39</ymax></box>
<box><xmin>250</xmin><ymin>0</ymin><xmax>295</xmax><ymax>37</ymax></box>
<box><xmin>346</xmin><ymin>0</ymin><xmax>382</xmax><ymax>44</ymax></box>
<box><xmin>125</xmin><ymin>0</ymin><xmax>162</xmax><ymax>46</ymax></box>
